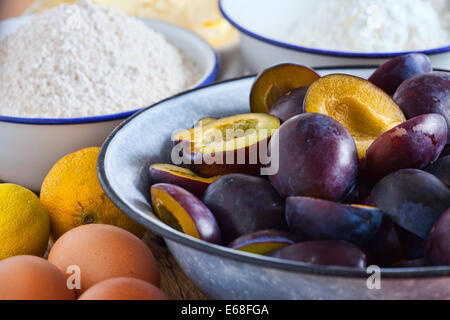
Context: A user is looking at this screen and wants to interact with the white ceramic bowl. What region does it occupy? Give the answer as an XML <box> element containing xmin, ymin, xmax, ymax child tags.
<box><xmin>220</xmin><ymin>0</ymin><xmax>450</xmax><ymax>73</ymax></box>
<box><xmin>0</xmin><ymin>15</ymin><xmax>219</xmax><ymax>191</ymax></box>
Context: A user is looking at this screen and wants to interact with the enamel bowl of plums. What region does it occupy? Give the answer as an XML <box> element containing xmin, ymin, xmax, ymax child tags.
<box><xmin>98</xmin><ymin>54</ymin><xmax>450</xmax><ymax>300</ymax></box>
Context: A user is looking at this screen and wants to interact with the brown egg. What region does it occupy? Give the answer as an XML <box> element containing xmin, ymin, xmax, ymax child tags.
<box><xmin>48</xmin><ymin>224</ymin><xmax>160</xmax><ymax>294</ymax></box>
<box><xmin>0</xmin><ymin>255</ymin><xmax>76</xmax><ymax>300</ymax></box>
<box><xmin>78</xmin><ymin>277</ymin><xmax>168</xmax><ymax>300</ymax></box>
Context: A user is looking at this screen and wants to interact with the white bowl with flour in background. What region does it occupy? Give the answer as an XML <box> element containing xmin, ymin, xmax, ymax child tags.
<box><xmin>220</xmin><ymin>0</ymin><xmax>450</xmax><ymax>73</ymax></box>
<box><xmin>0</xmin><ymin>12</ymin><xmax>219</xmax><ymax>192</ymax></box>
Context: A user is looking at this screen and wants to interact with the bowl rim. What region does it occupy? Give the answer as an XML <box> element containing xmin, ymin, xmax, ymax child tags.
<box><xmin>98</xmin><ymin>65</ymin><xmax>450</xmax><ymax>279</ymax></box>
<box><xmin>219</xmin><ymin>0</ymin><xmax>450</xmax><ymax>59</ymax></box>
<box><xmin>0</xmin><ymin>16</ymin><xmax>220</xmax><ymax>125</ymax></box>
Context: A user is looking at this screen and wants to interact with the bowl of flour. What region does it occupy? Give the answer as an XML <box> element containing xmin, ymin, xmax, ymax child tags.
<box><xmin>220</xmin><ymin>0</ymin><xmax>450</xmax><ymax>72</ymax></box>
<box><xmin>0</xmin><ymin>0</ymin><xmax>218</xmax><ymax>191</ymax></box>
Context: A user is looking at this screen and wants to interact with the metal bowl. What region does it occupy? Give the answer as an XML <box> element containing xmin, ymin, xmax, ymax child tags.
<box><xmin>98</xmin><ymin>67</ymin><xmax>450</xmax><ymax>300</ymax></box>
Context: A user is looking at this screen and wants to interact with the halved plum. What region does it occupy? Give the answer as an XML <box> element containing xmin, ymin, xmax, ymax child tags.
<box><xmin>372</xmin><ymin>169</ymin><xmax>450</xmax><ymax>240</ymax></box>
<box><xmin>269</xmin><ymin>87</ymin><xmax>308</xmax><ymax>122</ymax></box>
<box><xmin>304</xmin><ymin>74</ymin><xmax>406</xmax><ymax>159</ymax></box>
<box><xmin>250</xmin><ymin>64</ymin><xmax>320</xmax><ymax>114</ymax></box>
<box><xmin>150</xmin><ymin>183</ymin><xmax>222</xmax><ymax>244</ymax></box>
<box><xmin>269</xmin><ymin>113</ymin><xmax>358</xmax><ymax>201</ymax></box>
<box><xmin>194</xmin><ymin>117</ymin><xmax>217</xmax><ymax>127</ymax></box>
<box><xmin>426</xmin><ymin>208</ymin><xmax>450</xmax><ymax>266</ymax></box>
<box><xmin>394</xmin><ymin>71</ymin><xmax>450</xmax><ymax>143</ymax></box>
<box><xmin>172</xmin><ymin>118</ymin><xmax>217</xmax><ymax>145</ymax></box>
<box><xmin>175</xmin><ymin>113</ymin><xmax>280</xmax><ymax>177</ymax></box>
<box><xmin>149</xmin><ymin>164</ymin><xmax>220</xmax><ymax>198</ymax></box>
<box><xmin>202</xmin><ymin>174</ymin><xmax>288</xmax><ymax>244</ymax></box>
<box><xmin>286</xmin><ymin>197</ymin><xmax>382</xmax><ymax>246</ymax></box>
<box><xmin>364</xmin><ymin>114</ymin><xmax>448</xmax><ymax>182</ymax></box>
<box><xmin>270</xmin><ymin>240</ymin><xmax>367</xmax><ymax>268</ymax></box>
<box><xmin>228</xmin><ymin>230</ymin><xmax>300</xmax><ymax>255</ymax></box>
<box><xmin>425</xmin><ymin>156</ymin><xmax>450</xmax><ymax>188</ymax></box>
<box><xmin>368</xmin><ymin>53</ymin><xmax>432</xmax><ymax>95</ymax></box>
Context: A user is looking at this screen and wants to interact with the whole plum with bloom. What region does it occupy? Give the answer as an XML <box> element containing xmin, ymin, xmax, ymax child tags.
<box><xmin>364</xmin><ymin>113</ymin><xmax>448</xmax><ymax>182</ymax></box>
<box><xmin>394</xmin><ymin>72</ymin><xmax>450</xmax><ymax>143</ymax></box>
<box><xmin>286</xmin><ymin>197</ymin><xmax>383</xmax><ymax>246</ymax></box>
<box><xmin>202</xmin><ymin>174</ymin><xmax>288</xmax><ymax>244</ymax></box>
<box><xmin>269</xmin><ymin>113</ymin><xmax>358</xmax><ymax>201</ymax></box>
<box><xmin>368</xmin><ymin>53</ymin><xmax>432</xmax><ymax>95</ymax></box>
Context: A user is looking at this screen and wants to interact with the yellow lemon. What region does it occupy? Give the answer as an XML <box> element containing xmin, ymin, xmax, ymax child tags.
<box><xmin>40</xmin><ymin>147</ymin><xmax>145</xmax><ymax>239</ymax></box>
<box><xmin>0</xmin><ymin>184</ymin><xmax>50</xmax><ymax>260</ymax></box>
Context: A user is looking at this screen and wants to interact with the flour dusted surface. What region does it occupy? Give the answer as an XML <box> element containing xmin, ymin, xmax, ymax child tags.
<box><xmin>0</xmin><ymin>0</ymin><xmax>200</xmax><ymax>118</ymax></box>
<box><xmin>289</xmin><ymin>0</ymin><xmax>450</xmax><ymax>53</ymax></box>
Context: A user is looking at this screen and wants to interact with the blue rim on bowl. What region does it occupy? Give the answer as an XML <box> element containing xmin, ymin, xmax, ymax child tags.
<box><xmin>0</xmin><ymin>18</ymin><xmax>220</xmax><ymax>125</ymax></box>
<box><xmin>98</xmin><ymin>66</ymin><xmax>450</xmax><ymax>279</ymax></box>
<box><xmin>219</xmin><ymin>0</ymin><xmax>450</xmax><ymax>59</ymax></box>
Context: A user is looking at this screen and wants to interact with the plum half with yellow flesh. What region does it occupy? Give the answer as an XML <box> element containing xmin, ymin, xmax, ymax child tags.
<box><xmin>174</xmin><ymin>113</ymin><xmax>280</xmax><ymax>177</ymax></box>
<box><xmin>269</xmin><ymin>113</ymin><xmax>358</xmax><ymax>201</ymax></box>
<box><xmin>150</xmin><ymin>183</ymin><xmax>222</xmax><ymax>244</ymax></box>
<box><xmin>250</xmin><ymin>64</ymin><xmax>320</xmax><ymax>114</ymax></box>
<box><xmin>202</xmin><ymin>174</ymin><xmax>288</xmax><ymax>244</ymax></box>
<box><xmin>228</xmin><ymin>230</ymin><xmax>301</xmax><ymax>255</ymax></box>
<box><xmin>304</xmin><ymin>74</ymin><xmax>406</xmax><ymax>159</ymax></box>
<box><xmin>149</xmin><ymin>164</ymin><xmax>220</xmax><ymax>198</ymax></box>
<box><xmin>286</xmin><ymin>197</ymin><xmax>383</xmax><ymax>246</ymax></box>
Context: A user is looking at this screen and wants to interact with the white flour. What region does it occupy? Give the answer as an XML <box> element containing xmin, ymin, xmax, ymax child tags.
<box><xmin>0</xmin><ymin>0</ymin><xmax>200</xmax><ymax>118</ymax></box>
<box><xmin>289</xmin><ymin>0</ymin><xmax>450</xmax><ymax>53</ymax></box>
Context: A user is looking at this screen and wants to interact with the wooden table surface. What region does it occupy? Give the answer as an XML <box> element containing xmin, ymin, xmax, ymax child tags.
<box><xmin>1</xmin><ymin>0</ymin><xmax>207</xmax><ymax>300</ymax></box>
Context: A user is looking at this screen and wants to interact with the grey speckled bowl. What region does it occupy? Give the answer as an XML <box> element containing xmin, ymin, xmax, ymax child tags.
<box><xmin>98</xmin><ymin>67</ymin><xmax>450</xmax><ymax>300</ymax></box>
